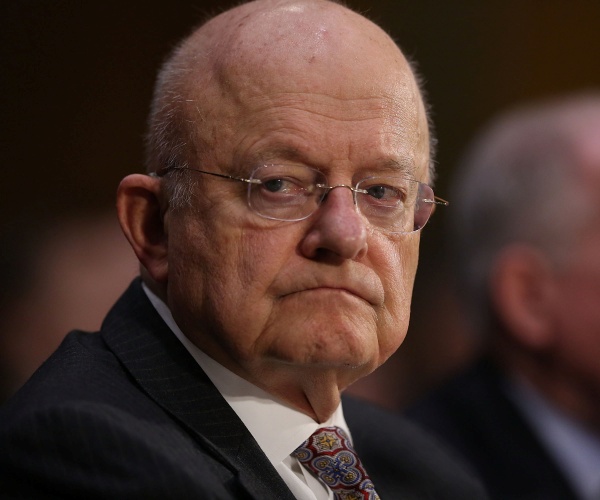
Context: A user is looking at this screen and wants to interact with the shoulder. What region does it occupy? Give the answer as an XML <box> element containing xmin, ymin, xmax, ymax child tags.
<box><xmin>403</xmin><ymin>360</ymin><xmax>581</xmax><ymax>500</ymax></box>
<box><xmin>343</xmin><ymin>395</ymin><xmax>489</xmax><ymax>499</ymax></box>
<box><xmin>0</xmin><ymin>332</ymin><xmax>233</xmax><ymax>499</ymax></box>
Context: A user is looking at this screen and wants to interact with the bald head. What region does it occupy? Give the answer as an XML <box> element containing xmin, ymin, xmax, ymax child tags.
<box><xmin>202</xmin><ymin>0</ymin><xmax>411</xmax><ymax>93</ymax></box>
<box><xmin>145</xmin><ymin>0</ymin><xmax>431</xmax><ymax>190</ymax></box>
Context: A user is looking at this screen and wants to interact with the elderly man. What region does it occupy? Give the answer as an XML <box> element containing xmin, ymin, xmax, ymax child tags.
<box><xmin>407</xmin><ymin>94</ymin><xmax>600</xmax><ymax>500</ymax></box>
<box><xmin>0</xmin><ymin>1</ymin><xmax>486</xmax><ymax>498</ymax></box>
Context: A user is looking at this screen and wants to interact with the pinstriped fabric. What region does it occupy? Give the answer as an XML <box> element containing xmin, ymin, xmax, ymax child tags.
<box><xmin>102</xmin><ymin>283</ymin><xmax>250</xmax><ymax>452</ymax></box>
<box><xmin>0</xmin><ymin>279</ymin><xmax>294</xmax><ymax>499</ymax></box>
<box><xmin>101</xmin><ymin>279</ymin><xmax>295</xmax><ymax>498</ymax></box>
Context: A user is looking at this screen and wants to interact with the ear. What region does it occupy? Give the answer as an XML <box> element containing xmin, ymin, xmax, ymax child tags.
<box><xmin>117</xmin><ymin>174</ymin><xmax>169</xmax><ymax>284</ymax></box>
<box><xmin>490</xmin><ymin>244</ymin><xmax>557</xmax><ymax>350</ymax></box>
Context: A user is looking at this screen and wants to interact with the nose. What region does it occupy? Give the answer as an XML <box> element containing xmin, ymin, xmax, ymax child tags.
<box><xmin>299</xmin><ymin>186</ymin><xmax>368</xmax><ymax>260</ymax></box>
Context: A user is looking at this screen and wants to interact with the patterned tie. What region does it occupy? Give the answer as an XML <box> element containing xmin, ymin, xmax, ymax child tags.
<box><xmin>293</xmin><ymin>426</ymin><xmax>380</xmax><ymax>500</ymax></box>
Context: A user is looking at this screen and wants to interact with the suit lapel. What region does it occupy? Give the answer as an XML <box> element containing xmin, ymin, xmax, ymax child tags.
<box><xmin>101</xmin><ymin>279</ymin><xmax>295</xmax><ymax>500</ymax></box>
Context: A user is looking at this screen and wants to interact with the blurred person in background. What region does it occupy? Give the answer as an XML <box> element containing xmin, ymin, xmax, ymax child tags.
<box><xmin>0</xmin><ymin>214</ymin><xmax>138</xmax><ymax>402</ymax></box>
<box><xmin>406</xmin><ymin>93</ymin><xmax>600</xmax><ymax>500</ymax></box>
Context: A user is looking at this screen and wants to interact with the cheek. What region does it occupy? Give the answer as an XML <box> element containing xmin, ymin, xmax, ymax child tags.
<box><xmin>200</xmin><ymin>227</ymin><xmax>301</xmax><ymax>352</ymax></box>
<box><xmin>376</xmin><ymin>234</ymin><xmax>420</xmax><ymax>360</ymax></box>
<box><xmin>166</xmin><ymin>213</ymin><xmax>244</xmax><ymax>325</ymax></box>
<box><xmin>554</xmin><ymin>278</ymin><xmax>600</xmax><ymax>382</ymax></box>
<box><xmin>543</xmin><ymin>244</ymin><xmax>600</xmax><ymax>389</ymax></box>
<box><xmin>236</xmin><ymin>228</ymin><xmax>287</xmax><ymax>288</ymax></box>
<box><xmin>555</xmin><ymin>328</ymin><xmax>600</xmax><ymax>392</ymax></box>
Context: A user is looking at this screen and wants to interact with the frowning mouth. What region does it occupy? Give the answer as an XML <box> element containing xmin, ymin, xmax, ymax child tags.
<box><xmin>276</xmin><ymin>267</ymin><xmax>385</xmax><ymax>307</ymax></box>
<box><xmin>281</xmin><ymin>286</ymin><xmax>374</xmax><ymax>305</ymax></box>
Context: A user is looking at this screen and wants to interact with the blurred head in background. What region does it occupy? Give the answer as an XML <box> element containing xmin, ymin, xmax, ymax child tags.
<box><xmin>451</xmin><ymin>92</ymin><xmax>600</xmax><ymax>430</ymax></box>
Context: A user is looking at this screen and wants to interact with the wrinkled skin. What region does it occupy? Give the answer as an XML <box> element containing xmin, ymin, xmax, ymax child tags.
<box><xmin>118</xmin><ymin>0</ymin><xmax>430</xmax><ymax>421</ymax></box>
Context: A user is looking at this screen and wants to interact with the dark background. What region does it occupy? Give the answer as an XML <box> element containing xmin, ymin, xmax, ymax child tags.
<box><xmin>2</xmin><ymin>0</ymin><xmax>600</xmax><ymax>408</ymax></box>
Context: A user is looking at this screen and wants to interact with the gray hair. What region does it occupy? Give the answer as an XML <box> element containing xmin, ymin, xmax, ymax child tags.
<box><xmin>450</xmin><ymin>93</ymin><xmax>600</xmax><ymax>331</ymax></box>
<box><xmin>144</xmin><ymin>32</ymin><xmax>203</xmax><ymax>209</ymax></box>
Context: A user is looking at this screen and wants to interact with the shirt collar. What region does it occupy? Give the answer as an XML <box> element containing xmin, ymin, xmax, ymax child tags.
<box><xmin>141</xmin><ymin>283</ymin><xmax>350</xmax><ymax>466</ymax></box>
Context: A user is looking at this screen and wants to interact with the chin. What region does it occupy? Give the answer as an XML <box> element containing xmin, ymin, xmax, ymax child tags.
<box><xmin>261</xmin><ymin>314</ymin><xmax>384</xmax><ymax>367</ymax></box>
<box><xmin>269</xmin><ymin>337</ymin><xmax>378</xmax><ymax>371</ymax></box>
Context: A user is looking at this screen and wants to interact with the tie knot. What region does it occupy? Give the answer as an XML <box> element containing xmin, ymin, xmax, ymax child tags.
<box><xmin>293</xmin><ymin>426</ymin><xmax>380</xmax><ymax>499</ymax></box>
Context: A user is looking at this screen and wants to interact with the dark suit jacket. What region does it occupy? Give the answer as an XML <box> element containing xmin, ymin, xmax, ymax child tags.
<box><xmin>1</xmin><ymin>279</ymin><xmax>487</xmax><ymax>499</ymax></box>
<box><xmin>405</xmin><ymin>358</ymin><xmax>581</xmax><ymax>500</ymax></box>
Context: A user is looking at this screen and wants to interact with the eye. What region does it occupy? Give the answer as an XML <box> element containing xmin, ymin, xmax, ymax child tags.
<box><xmin>366</xmin><ymin>184</ymin><xmax>393</xmax><ymax>200</ymax></box>
<box><xmin>249</xmin><ymin>164</ymin><xmax>324</xmax><ymax>210</ymax></box>
<box><xmin>263</xmin><ymin>178</ymin><xmax>285</xmax><ymax>192</ymax></box>
<box><xmin>260</xmin><ymin>177</ymin><xmax>308</xmax><ymax>195</ymax></box>
<box><xmin>362</xmin><ymin>183</ymin><xmax>405</xmax><ymax>205</ymax></box>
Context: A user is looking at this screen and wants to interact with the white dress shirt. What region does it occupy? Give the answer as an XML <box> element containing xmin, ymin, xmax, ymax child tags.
<box><xmin>506</xmin><ymin>378</ymin><xmax>600</xmax><ymax>500</ymax></box>
<box><xmin>143</xmin><ymin>284</ymin><xmax>350</xmax><ymax>500</ymax></box>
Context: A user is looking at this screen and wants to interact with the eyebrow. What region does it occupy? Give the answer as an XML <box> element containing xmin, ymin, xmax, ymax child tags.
<box><xmin>370</xmin><ymin>158</ymin><xmax>416</xmax><ymax>178</ymax></box>
<box><xmin>244</xmin><ymin>146</ymin><xmax>307</xmax><ymax>167</ymax></box>
<box><xmin>244</xmin><ymin>147</ymin><xmax>417</xmax><ymax>178</ymax></box>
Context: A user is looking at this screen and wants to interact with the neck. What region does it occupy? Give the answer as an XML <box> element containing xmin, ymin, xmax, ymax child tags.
<box><xmin>243</xmin><ymin>364</ymin><xmax>362</xmax><ymax>422</ymax></box>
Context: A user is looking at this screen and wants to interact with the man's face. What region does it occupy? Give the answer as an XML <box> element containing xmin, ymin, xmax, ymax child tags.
<box><xmin>161</xmin><ymin>9</ymin><xmax>430</xmax><ymax>391</ymax></box>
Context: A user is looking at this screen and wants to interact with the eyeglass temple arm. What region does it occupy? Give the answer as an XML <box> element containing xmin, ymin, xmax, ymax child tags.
<box><xmin>421</xmin><ymin>196</ymin><xmax>449</xmax><ymax>206</ymax></box>
<box><xmin>150</xmin><ymin>166</ymin><xmax>261</xmax><ymax>184</ymax></box>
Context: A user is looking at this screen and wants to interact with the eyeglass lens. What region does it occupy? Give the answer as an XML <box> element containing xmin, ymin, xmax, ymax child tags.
<box><xmin>247</xmin><ymin>164</ymin><xmax>436</xmax><ymax>233</ymax></box>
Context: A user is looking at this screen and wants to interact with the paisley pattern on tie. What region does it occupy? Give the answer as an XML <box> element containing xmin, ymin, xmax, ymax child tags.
<box><xmin>293</xmin><ymin>426</ymin><xmax>380</xmax><ymax>500</ymax></box>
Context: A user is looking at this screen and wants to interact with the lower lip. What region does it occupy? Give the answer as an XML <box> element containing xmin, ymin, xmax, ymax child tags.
<box><xmin>287</xmin><ymin>287</ymin><xmax>369</xmax><ymax>304</ymax></box>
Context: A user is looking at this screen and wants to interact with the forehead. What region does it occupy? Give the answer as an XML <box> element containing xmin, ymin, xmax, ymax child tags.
<box><xmin>182</xmin><ymin>1</ymin><xmax>429</xmax><ymax>176</ymax></box>
<box><xmin>235</xmin><ymin>93</ymin><xmax>423</xmax><ymax>173</ymax></box>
